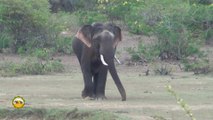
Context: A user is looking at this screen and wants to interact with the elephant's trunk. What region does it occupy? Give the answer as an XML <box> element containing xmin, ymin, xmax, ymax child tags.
<box><xmin>102</xmin><ymin>55</ymin><xmax>126</xmax><ymax>101</ymax></box>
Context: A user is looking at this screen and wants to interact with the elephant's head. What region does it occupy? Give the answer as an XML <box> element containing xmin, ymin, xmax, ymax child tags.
<box><xmin>75</xmin><ymin>23</ymin><xmax>126</xmax><ymax>101</ymax></box>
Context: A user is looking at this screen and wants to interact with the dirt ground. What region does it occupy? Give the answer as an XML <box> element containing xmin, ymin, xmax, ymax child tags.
<box><xmin>0</xmin><ymin>31</ymin><xmax>213</xmax><ymax>120</ymax></box>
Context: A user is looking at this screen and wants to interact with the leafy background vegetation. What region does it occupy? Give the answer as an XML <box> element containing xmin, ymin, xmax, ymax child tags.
<box><xmin>0</xmin><ymin>0</ymin><xmax>212</xmax><ymax>75</ymax></box>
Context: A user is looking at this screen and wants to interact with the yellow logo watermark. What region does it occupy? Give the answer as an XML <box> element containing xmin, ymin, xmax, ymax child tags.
<box><xmin>12</xmin><ymin>96</ymin><xmax>25</xmax><ymax>109</ymax></box>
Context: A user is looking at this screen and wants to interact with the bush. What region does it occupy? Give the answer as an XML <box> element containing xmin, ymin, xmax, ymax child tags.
<box><xmin>124</xmin><ymin>2</ymin><xmax>162</xmax><ymax>35</ymax></box>
<box><xmin>55</xmin><ymin>36</ymin><xmax>74</xmax><ymax>54</ymax></box>
<box><xmin>44</xmin><ymin>60</ymin><xmax>64</xmax><ymax>73</ymax></box>
<box><xmin>0</xmin><ymin>0</ymin><xmax>50</xmax><ymax>52</ymax></box>
<box><xmin>19</xmin><ymin>58</ymin><xmax>45</xmax><ymax>75</ymax></box>
<box><xmin>190</xmin><ymin>0</ymin><xmax>212</xmax><ymax>5</ymax></box>
<box><xmin>0</xmin><ymin>62</ymin><xmax>18</xmax><ymax>77</ymax></box>
<box><xmin>182</xmin><ymin>57</ymin><xmax>210</xmax><ymax>74</ymax></box>
<box><xmin>75</xmin><ymin>11</ymin><xmax>107</xmax><ymax>25</ymax></box>
<box><xmin>31</xmin><ymin>48</ymin><xmax>54</xmax><ymax>60</ymax></box>
<box><xmin>0</xmin><ymin>57</ymin><xmax>64</xmax><ymax>77</ymax></box>
<box><xmin>49</xmin><ymin>0</ymin><xmax>96</xmax><ymax>13</ymax></box>
<box><xmin>19</xmin><ymin>58</ymin><xmax>64</xmax><ymax>75</ymax></box>
<box><xmin>154</xmin><ymin>63</ymin><xmax>172</xmax><ymax>75</ymax></box>
<box><xmin>47</xmin><ymin>11</ymin><xmax>77</xmax><ymax>55</ymax></box>
<box><xmin>126</xmin><ymin>42</ymin><xmax>160</xmax><ymax>62</ymax></box>
<box><xmin>124</xmin><ymin>0</ymin><xmax>212</xmax><ymax>63</ymax></box>
<box><xmin>0</xmin><ymin>1</ymin><xmax>76</xmax><ymax>54</ymax></box>
<box><xmin>0</xmin><ymin>31</ymin><xmax>12</xmax><ymax>51</ymax></box>
<box><xmin>21</xmin><ymin>12</ymin><xmax>77</xmax><ymax>54</ymax></box>
<box><xmin>155</xmin><ymin>18</ymin><xmax>201</xmax><ymax>60</ymax></box>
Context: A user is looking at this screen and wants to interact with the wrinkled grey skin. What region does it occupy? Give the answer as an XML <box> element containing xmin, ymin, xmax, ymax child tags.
<box><xmin>72</xmin><ymin>23</ymin><xmax>126</xmax><ymax>101</ymax></box>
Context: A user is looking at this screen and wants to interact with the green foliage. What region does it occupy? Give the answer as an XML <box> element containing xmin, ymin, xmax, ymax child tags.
<box><xmin>55</xmin><ymin>36</ymin><xmax>74</xmax><ymax>54</ymax></box>
<box><xmin>47</xmin><ymin>12</ymin><xmax>77</xmax><ymax>55</ymax></box>
<box><xmin>49</xmin><ymin>0</ymin><xmax>97</xmax><ymax>13</ymax></box>
<box><xmin>205</xmin><ymin>29</ymin><xmax>213</xmax><ymax>44</ymax></box>
<box><xmin>126</xmin><ymin>47</ymin><xmax>141</xmax><ymax>62</ymax></box>
<box><xmin>0</xmin><ymin>1</ymin><xmax>76</xmax><ymax>54</ymax></box>
<box><xmin>190</xmin><ymin>0</ymin><xmax>213</xmax><ymax>5</ymax></box>
<box><xmin>0</xmin><ymin>0</ymin><xmax>50</xmax><ymax>52</ymax></box>
<box><xmin>75</xmin><ymin>11</ymin><xmax>107</xmax><ymax>25</ymax></box>
<box><xmin>31</xmin><ymin>48</ymin><xmax>54</xmax><ymax>60</ymax></box>
<box><xmin>0</xmin><ymin>62</ymin><xmax>18</xmax><ymax>77</ymax></box>
<box><xmin>155</xmin><ymin>18</ymin><xmax>201</xmax><ymax>59</ymax></box>
<box><xmin>19</xmin><ymin>58</ymin><xmax>45</xmax><ymax>75</ymax></box>
<box><xmin>123</xmin><ymin>0</ymin><xmax>212</xmax><ymax>62</ymax></box>
<box><xmin>125</xmin><ymin>2</ymin><xmax>162</xmax><ymax>34</ymax></box>
<box><xmin>127</xmin><ymin>42</ymin><xmax>160</xmax><ymax>62</ymax></box>
<box><xmin>0</xmin><ymin>31</ymin><xmax>11</xmax><ymax>50</ymax></box>
<box><xmin>19</xmin><ymin>58</ymin><xmax>64</xmax><ymax>75</ymax></box>
<box><xmin>166</xmin><ymin>85</ymin><xmax>197</xmax><ymax>120</ymax></box>
<box><xmin>0</xmin><ymin>108</ymin><xmax>124</xmax><ymax>120</ymax></box>
<box><xmin>0</xmin><ymin>57</ymin><xmax>64</xmax><ymax>77</ymax></box>
<box><xmin>182</xmin><ymin>57</ymin><xmax>210</xmax><ymax>74</ymax></box>
<box><xmin>44</xmin><ymin>60</ymin><xmax>64</xmax><ymax>73</ymax></box>
<box><xmin>97</xmin><ymin>0</ymin><xmax>148</xmax><ymax>34</ymax></box>
<box><xmin>98</xmin><ymin>0</ymin><xmax>141</xmax><ymax>20</ymax></box>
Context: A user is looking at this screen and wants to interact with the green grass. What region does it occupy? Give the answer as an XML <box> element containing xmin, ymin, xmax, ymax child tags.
<box><xmin>0</xmin><ymin>108</ymin><xmax>125</xmax><ymax>120</ymax></box>
<box><xmin>0</xmin><ymin>57</ymin><xmax>64</xmax><ymax>77</ymax></box>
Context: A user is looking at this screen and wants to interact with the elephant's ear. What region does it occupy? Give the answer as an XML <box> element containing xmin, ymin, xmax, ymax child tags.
<box><xmin>113</xmin><ymin>26</ymin><xmax>122</xmax><ymax>48</ymax></box>
<box><xmin>75</xmin><ymin>25</ymin><xmax>93</xmax><ymax>48</ymax></box>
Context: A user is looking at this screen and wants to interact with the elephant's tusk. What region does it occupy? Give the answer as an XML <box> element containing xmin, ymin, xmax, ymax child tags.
<box><xmin>100</xmin><ymin>54</ymin><xmax>108</xmax><ymax>66</ymax></box>
<box><xmin>114</xmin><ymin>55</ymin><xmax>121</xmax><ymax>64</ymax></box>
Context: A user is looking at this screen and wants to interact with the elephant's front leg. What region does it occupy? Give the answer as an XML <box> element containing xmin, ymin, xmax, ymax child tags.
<box><xmin>81</xmin><ymin>65</ymin><xmax>95</xmax><ymax>99</ymax></box>
<box><xmin>94</xmin><ymin>66</ymin><xmax>108</xmax><ymax>100</ymax></box>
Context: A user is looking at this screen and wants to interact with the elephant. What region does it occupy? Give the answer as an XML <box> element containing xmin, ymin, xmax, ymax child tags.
<box><xmin>72</xmin><ymin>23</ymin><xmax>126</xmax><ymax>101</ymax></box>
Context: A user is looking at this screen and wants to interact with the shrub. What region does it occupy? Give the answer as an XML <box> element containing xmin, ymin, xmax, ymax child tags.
<box><xmin>0</xmin><ymin>62</ymin><xmax>18</xmax><ymax>77</ymax></box>
<box><xmin>44</xmin><ymin>60</ymin><xmax>64</xmax><ymax>73</ymax></box>
<box><xmin>154</xmin><ymin>63</ymin><xmax>172</xmax><ymax>75</ymax></box>
<box><xmin>0</xmin><ymin>0</ymin><xmax>50</xmax><ymax>52</ymax></box>
<box><xmin>19</xmin><ymin>58</ymin><xmax>45</xmax><ymax>75</ymax></box>
<box><xmin>99</xmin><ymin>0</ymin><xmax>211</xmax><ymax>59</ymax></box>
<box><xmin>49</xmin><ymin>0</ymin><xmax>96</xmax><ymax>13</ymax></box>
<box><xmin>0</xmin><ymin>57</ymin><xmax>64</xmax><ymax>77</ymax></box>
<box><xmin>0</xmin><ymin>1</ymin><xmax>76</xmax><ymax>54</ymax></box>
<box><xmin>182</xmin><ymin>57</ymin><xmax>210</xmax><ymax>74</ymax></box>
<box><xmin>46</xmin><ymin>11</ymin><xmax>79</xmax><ymax>37</ymax></box>
<box><xmin>75</xmin><ymin>11</ymin><xmax>107</xmax><ymax>25</ymax></box>
<box><xmin>124</xmin><ymin>2</ymin><xmax>162</xmax><ymax>35</ymax></box>
<box><xmin>155</xmin><ymin>18</ymin><xmax>201</xmax><ymax>60</ymax></box>
<box><xmin>31</xmin><ymin>48</ymin><xmax>54</xmax><ymax>60</ymax></box>
<box><xmin>55</xmin><ymin>36</ymin><xmax>73</xmax><ymax>54</ymax></box>
<box><xmin>190</xmin><ymin>0</ymin><xmax>212</xmax><ymax>5</ymax></box>
<box><xmin>19</xmin><ymin>58</ymin><xmax>64</xmax><ymax>75</ymax></box>
<box><xmin>126</xmin><ymin>47</ymin><xmax>142</xmax><ymax>62</ymax></box>
<box><xmin>0</xmin><ymin>31</ymin><xmax>12</xmax><ymax>51</ymax></box>
<box><xmin>126</xmin><ymin>42</ymin><xmax>160</xmax><ymax>62</ymax></box>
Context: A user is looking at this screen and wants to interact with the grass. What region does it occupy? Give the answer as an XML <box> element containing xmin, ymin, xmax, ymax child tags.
<box><xmin>0</xmin><ymin>71</ymin><xmax>213</xmax><ymax>120</ymax></box>
<box><xmin>0</xmin><ymin>57</ymin><xmax>64</xmax><ymax>77</ymax></box>
<box><xmin>0</xmin><ymin>108</ymin><xmax>125</xmax><ymax>120</ymax></box>
<box><xmin>166</xmin><ymin>85</ymin><xmax>196</xmax><ymax>120</ymax></box>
